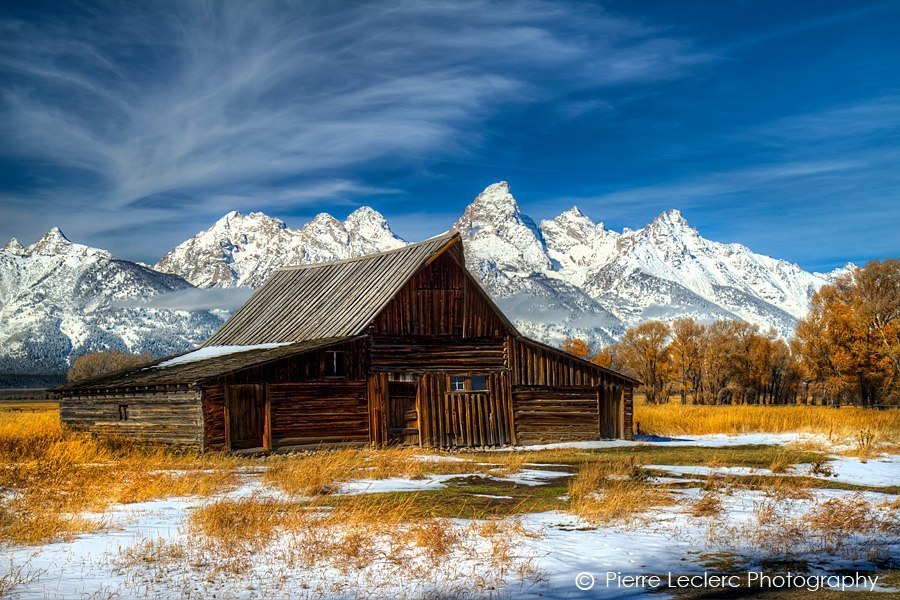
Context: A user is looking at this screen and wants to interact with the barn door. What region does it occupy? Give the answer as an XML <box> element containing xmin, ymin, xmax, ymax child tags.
<box><xmin>387</xmin><ymin>379</ymin><xmax>419</xmax><ymax>445</ymax></box>
<box><xmin>225</xmin><ymin>384</ymin><xmax>268</xmax><ymax>451</ymax></box>
<box><xmin>598</xmin><ymin>386</ymin><xmax>622</xmax><ymax>439</ymax></box>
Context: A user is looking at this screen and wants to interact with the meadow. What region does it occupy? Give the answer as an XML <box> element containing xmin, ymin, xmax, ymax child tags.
<box><xmin>0</xmin><ymin>400</ymin><xmax>898</xmax><ymax>598</ymax></box>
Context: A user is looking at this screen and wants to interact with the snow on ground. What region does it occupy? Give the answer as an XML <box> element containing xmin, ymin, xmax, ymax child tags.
<box><xmin>814</xmin><ymin>455</ymin><xmax>900</xmax><ymax>487</ymax></box>
<box><xmin>646</xmin><ymin>455</ymin><xmax>898</xmax><ymax>489</ymax></box>
<box><xmin>3</xmin><ymin>446</ymin><xmax>897</xmax><ymax>598</ymax></box>
<box><xmin>336</xmin><ymin>468</ymin><xmax>572</xmax><ymax>495</ymax></box>
<box><xmin>337</xmin><ymin>474</ymin><xmax>460</xmax><ymax>495</ymax></box>
<box><xmin>6</xmin><ymin>479</ymin><xmax>895</xmax><ymax>598</ymax></box>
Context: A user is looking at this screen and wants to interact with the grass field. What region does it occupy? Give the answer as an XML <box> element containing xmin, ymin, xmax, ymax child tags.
<box><xmin>634</xmin><ymin>401</ymin><xmax>900</xmax><ymax>439</ymax></box>
<box><xmin>0</xmin><ymin>401</ymin><xmax>897</xmax><ymax>598</ymax></box>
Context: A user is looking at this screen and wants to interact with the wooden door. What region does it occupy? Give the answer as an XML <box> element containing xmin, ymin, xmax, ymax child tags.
<box><xmin>387</xmin><ymin>381</ymin><xmax>419</xmax><ymax>445</ymax></box>
<box><xmin>225</xmin><ymin>384</ymin><xmax>267</xmax><ymax>450</ymax></box>
<box><xmin>599</xmin><ymin>386</ymin><xmax>621</xmax><ymax>439</ymax></box>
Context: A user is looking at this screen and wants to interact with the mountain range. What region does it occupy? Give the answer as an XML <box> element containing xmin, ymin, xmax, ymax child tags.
<box><xmin>0</xmin><ymin>182</ymin><xmax>849</xmax><ymax>384</ymax></box>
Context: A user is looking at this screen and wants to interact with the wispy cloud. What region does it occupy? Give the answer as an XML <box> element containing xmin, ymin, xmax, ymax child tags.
<box><xmin>0</xmin><ymin>0</ymin><xmax>708</xmax><ymax>258</ymax></box>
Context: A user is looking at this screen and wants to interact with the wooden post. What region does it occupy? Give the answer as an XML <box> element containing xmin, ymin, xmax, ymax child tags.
<box><xmin>262</xmin><ymin>383</ymin><xmax>272</xmax><ymax>452</ymax></box>
<box><xmin>223</xmin><ymin>385</ymin><xmax>232</xmax><ymax>451</ymax></box>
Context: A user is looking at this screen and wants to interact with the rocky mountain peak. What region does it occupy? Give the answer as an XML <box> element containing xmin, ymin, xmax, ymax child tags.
<box><xmin>452</xmin><ymin>182</ymin><xmax>551</xmax><ymax>274</ymax></box>
<box><xmin>458</xmin><ymin>181</ymin><xmax>523</xmax><ymax>223</ymax></box>
<box><xmin>344</xmin><ymin>207</ymin><xmax>406</xmax><ymax>254</ymax></box>
<box><xmin>649</xmin><ymin>208</ymin><xmax>692</xmax><ymax>231</ymax></box>
<box><xmin>1</xmin><ymin>237</ymin><xmax>25</xmax><ymax>255</ymax></box>
<box><xmin>25</xmin><ymin>227</ymin><xmax>110</xmax><ymax>258</ymax></box>
<box><xmin>541</xmin><ymin>206</ymin><xmax>618</xmax><ymax>273</ymax></box>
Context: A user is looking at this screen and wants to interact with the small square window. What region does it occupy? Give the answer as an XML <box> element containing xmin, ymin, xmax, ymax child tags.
<box><xmin>470</xmin><ymin>376</ymin><xmax>487</xmax><ymax>391</ymax></box>
<box><xmin>324</xmin><ymin>351</ymin><xmax>346</xmax><ymax>377</ymax></box>
<box><xmin>118</xmin><ymin>404</ymin><xmax>129</xmax><ymax>421</ymax></box>
<box><xmin>449</xmin><ymin>376</ymin><xmax>466</xmax><ymax>392</ymax></box>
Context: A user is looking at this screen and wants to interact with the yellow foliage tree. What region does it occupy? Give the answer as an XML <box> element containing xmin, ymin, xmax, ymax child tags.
<box><xmin>67</xmin><ymin>351</ymin><xmax>153</xmax><ymax>383</ymax></box>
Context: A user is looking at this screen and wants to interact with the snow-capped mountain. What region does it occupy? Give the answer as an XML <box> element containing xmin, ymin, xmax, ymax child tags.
<box><xmin>155</xmin><ymin>208</ymin><xmax>405</xmax><ymax>288</ymax></box>
<box><xmin>0</xmin><ymin>228</ymin><xmax>222</xmax><ymax>385</ymax></box>
<box><xmin>2</xmin><ymin>181</ymin><xmax>839</xmax><ymax>381</ymax></box>
<box><xmin>154</xmin><ymin>182</ymin><xmax>831</xmax><ymax>344</ymax></box>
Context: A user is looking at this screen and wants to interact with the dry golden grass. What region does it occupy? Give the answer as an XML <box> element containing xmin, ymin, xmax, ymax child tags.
<box><xmin>768</xmin><ymin>451</ymin><xmax>791</xmax><ymax>474</ymax></box>
<box><xmin>0</xmin><ymin>404</ymin><xmax>242</xmax><ymax>546</ymax></box>
<box><xmin>690</xmin><ymin>492</ymin><xmax>723</xmax><ymax>517</ymax></box>
<box><xmin>262</xmin><ymin>447</ymin><xmax>474</xmax><ymax>497</ymax></box>
<box><xmin>183</xmin><ymin>492</ymin><xmax>542</xmax><ymax>587</ymax></box>
<box><xmin>567</xmin><ymin>460</ymin><xmax>674</xmax><ymax>524</ymax></box>
<box><xmin>634</xmin><ymin>402</ymin><xmax>900</xmax><ymax>442</ymax></box>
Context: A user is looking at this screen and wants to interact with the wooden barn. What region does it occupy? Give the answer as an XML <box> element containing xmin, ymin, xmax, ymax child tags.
<box><xmin>58</xmin><ymin>233</ymin><xmax>638</xmax><ymax>451</ymax></box>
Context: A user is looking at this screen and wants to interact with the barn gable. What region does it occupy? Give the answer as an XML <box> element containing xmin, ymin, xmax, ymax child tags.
<box><xmin>203</xmin><ymin>233</ymin><xmax>501</xmax><ymax>346</ymax></box>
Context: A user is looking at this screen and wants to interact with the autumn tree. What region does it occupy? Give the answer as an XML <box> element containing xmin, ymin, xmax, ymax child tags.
<box><xmin>795</xmin><ymin>259</ymin><xmax>900</xmax><ymax>406</ymax></box>
<box><xmin>668</xmin><ymin>317</ymin><xmax>703</xmax><ymax>404</ymax></box>
<box><xmin>562</xmin><ymin>338</ymin><xmax>592</xmax><ymax>359</ymax></box>
<box><xmin>617</xmin><ymin>321</ymin><xmax>672</xmax><ymax>404</ymax></box>
<box><xmin>67</xmin><ymin>351</ymin><xmax>153</xmax><ymax>383</ymax></box>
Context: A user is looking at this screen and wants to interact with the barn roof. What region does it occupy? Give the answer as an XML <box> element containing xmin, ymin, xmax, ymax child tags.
<box><xmin>203</xmin><ymin>232</ymin><xmax>513</xmax><ymax>346</ymax></box>
<box><xmin>60</xmin><ymin>337</ymin><xmax>356</xmax><ymax>393</ymax></box>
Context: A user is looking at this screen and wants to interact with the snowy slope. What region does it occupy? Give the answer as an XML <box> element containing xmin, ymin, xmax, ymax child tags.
<box><xmin>155</xmin><ymin>208</ymin><xmax>405</xmax><ymax>288</ymax></box>
<box><xmin>0</xmin><ymin>229</ymin><xmax>222</xmax><ymax>382</ymax></box>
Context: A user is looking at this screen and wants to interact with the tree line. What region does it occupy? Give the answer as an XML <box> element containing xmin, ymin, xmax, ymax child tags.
<box><xmin>565</xmin><ymin>259</ymin><xmax>900</xmax><ymax>407</ymax></box>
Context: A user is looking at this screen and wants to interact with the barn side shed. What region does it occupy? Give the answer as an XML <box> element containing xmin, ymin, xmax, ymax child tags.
<box><xmin>58</xmin><ymin>233</ymin><xmax>638</xmax><ymax>451</ymax></box>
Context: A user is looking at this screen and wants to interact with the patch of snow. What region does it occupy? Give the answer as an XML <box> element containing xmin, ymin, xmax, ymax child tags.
<box><xmin>337</xmin><ymin>474</ymin><xmax>462</xmax><ymax>495</ymax></box>
<box><xmin>807</xmin><ymin>455</ymin><xmax>900</xmax><ymax>488</ymax></box>
<box><xmin>153</xmin><ymin>343</ymin><xmax>292</xmax><ymax>368</ymax></box>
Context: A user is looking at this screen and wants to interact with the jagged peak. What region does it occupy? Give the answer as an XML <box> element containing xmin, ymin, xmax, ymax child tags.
<box><xmin>212</xmin><ymin>210</ymin><xmax>285</xmax><ymax>230</ymax></box>
<box><xmin>301</xmin><ymin>212</ymin><xmax>345</xmax><ymax>232</ymax></box>
<box><xmin>27</xmin><ymin>227</ymin><xmax>72</xmax><ymax>255</ymax></box>
<box><xmin>25</xmin><ymin>227</ymin><xmax>110</xmax><ymax>258</ymax></box>
<box><xmin>345</xmin><ymin>206</ymin><xmax>388</xmax><ymax>225</ymax></box>
<box><xmin>468</xmin><ymin>181</ymin><xmax>521</xmax><ymax>216</ymax></box>
<box><xmin>653</xmin><ymin>208</ymin><xmax>689</xmax><ymax>226</ymax></box>
<box><xmin>1</xmin><ymin>237</ymin><xmax>25</xmax><ymax>255</ymax></box>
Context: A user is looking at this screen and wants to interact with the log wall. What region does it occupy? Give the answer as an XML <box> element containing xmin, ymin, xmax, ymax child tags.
<box><xmin>370</xmin><ymin>335</ymin><xmax>506</xmax><ymax>372</ymax></box>
<box><xmin>509</xmin><ymin>336</ymin><xmax>635</xmax><ymax>443</ymax></box>
<box><xmin>512</xmin><ymin>386</ymin><xmax>599</xmax><ymax>445</ymax></box>
<box><xmin>270</xmin><ymin>381</ymin><xmax>368</xmax><ymax>447</ymax></box>
<box><xmin>59</xmin><ymin>390</ymin><xmax>203</xmax><ymax>447</ymax></box>
<box><xmin>213</xmin><ymin>337</ymin><xmax>367</xmax><ymax>385</ymax></box>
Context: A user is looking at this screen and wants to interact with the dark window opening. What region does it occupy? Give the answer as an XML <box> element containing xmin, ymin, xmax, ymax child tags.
<box><xmin>118</xmin><ymin>404</ymin><xmax>129</xmax><ymax>421</ymax></box>
<box><xmin>470</xmin><ymin>376</ymin><xmax>487</xmax><ymax>391</ymax></box>
<box><xmin>324</xmin><ymin>351</ymin><xmax>346</xmax><ymax>378</ymax></box>
<box><xmin>449</xmin><ymin>375</ymin><xmax>489</xmax><ymax>392</ymax></box>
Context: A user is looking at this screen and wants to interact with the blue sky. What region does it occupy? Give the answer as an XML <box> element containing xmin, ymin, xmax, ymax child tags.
<box><xmin>1</xmin><ymin>0</ymin><xmax>898</xmax><ymax>271</ymax></box>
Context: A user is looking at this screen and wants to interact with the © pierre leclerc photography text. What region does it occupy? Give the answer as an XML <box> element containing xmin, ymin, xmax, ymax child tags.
<box><xmin>0</xmin><ymin>1</ymin><xmax>898</xmax><ymax>598</ymax></box>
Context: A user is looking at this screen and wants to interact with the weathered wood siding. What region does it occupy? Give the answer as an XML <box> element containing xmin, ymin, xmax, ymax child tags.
<box><xmin>416</xmin><ymin>371</ymin><xmax>514</xmax><ymax>448</ymax></box>
<box><xmin>512</xmin><ymin>386</ymin><xmax>599</xmax><ymax>444</ymax></box>
<box><xmin>201</xmin><ymin>337</ymin><xmax>369</xmax><ymax>450</ymax></box>
<box><xmin>212</xmin><ymin>337</ymin><xmax>367</xmax><ymax>385</ymax></box>
<box><xmin>370</xmin><ymin>335</ymin><xmax>506</xmax><ymax>372</ymax></box>
<box><xmin>510</xmin><ymin>337</ymin><xmax>601</xmax><ymax>387</ymax></box>
<box><xmin>60</xmin><ymin>391</ymin><xmax>203</xmax><ymax>447</ymax></box>
<box><xmin>371</xmin><ymin>252</ymin><xmax>507</xmax><ymax>338</ymax></box>
<box><xmin>270</xmin><ymin>381</ymin><xmax>368</xmax><ymax>447</ymax></box>
<box><xmin>201</xmin><ymin>385</ymin><xmax>226</xmax><ymax>450</ymax></box>
<box><xmin>509</xmin><ymin>336</ymin><xmax>635</xmax><ymax>442</ymax></box>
